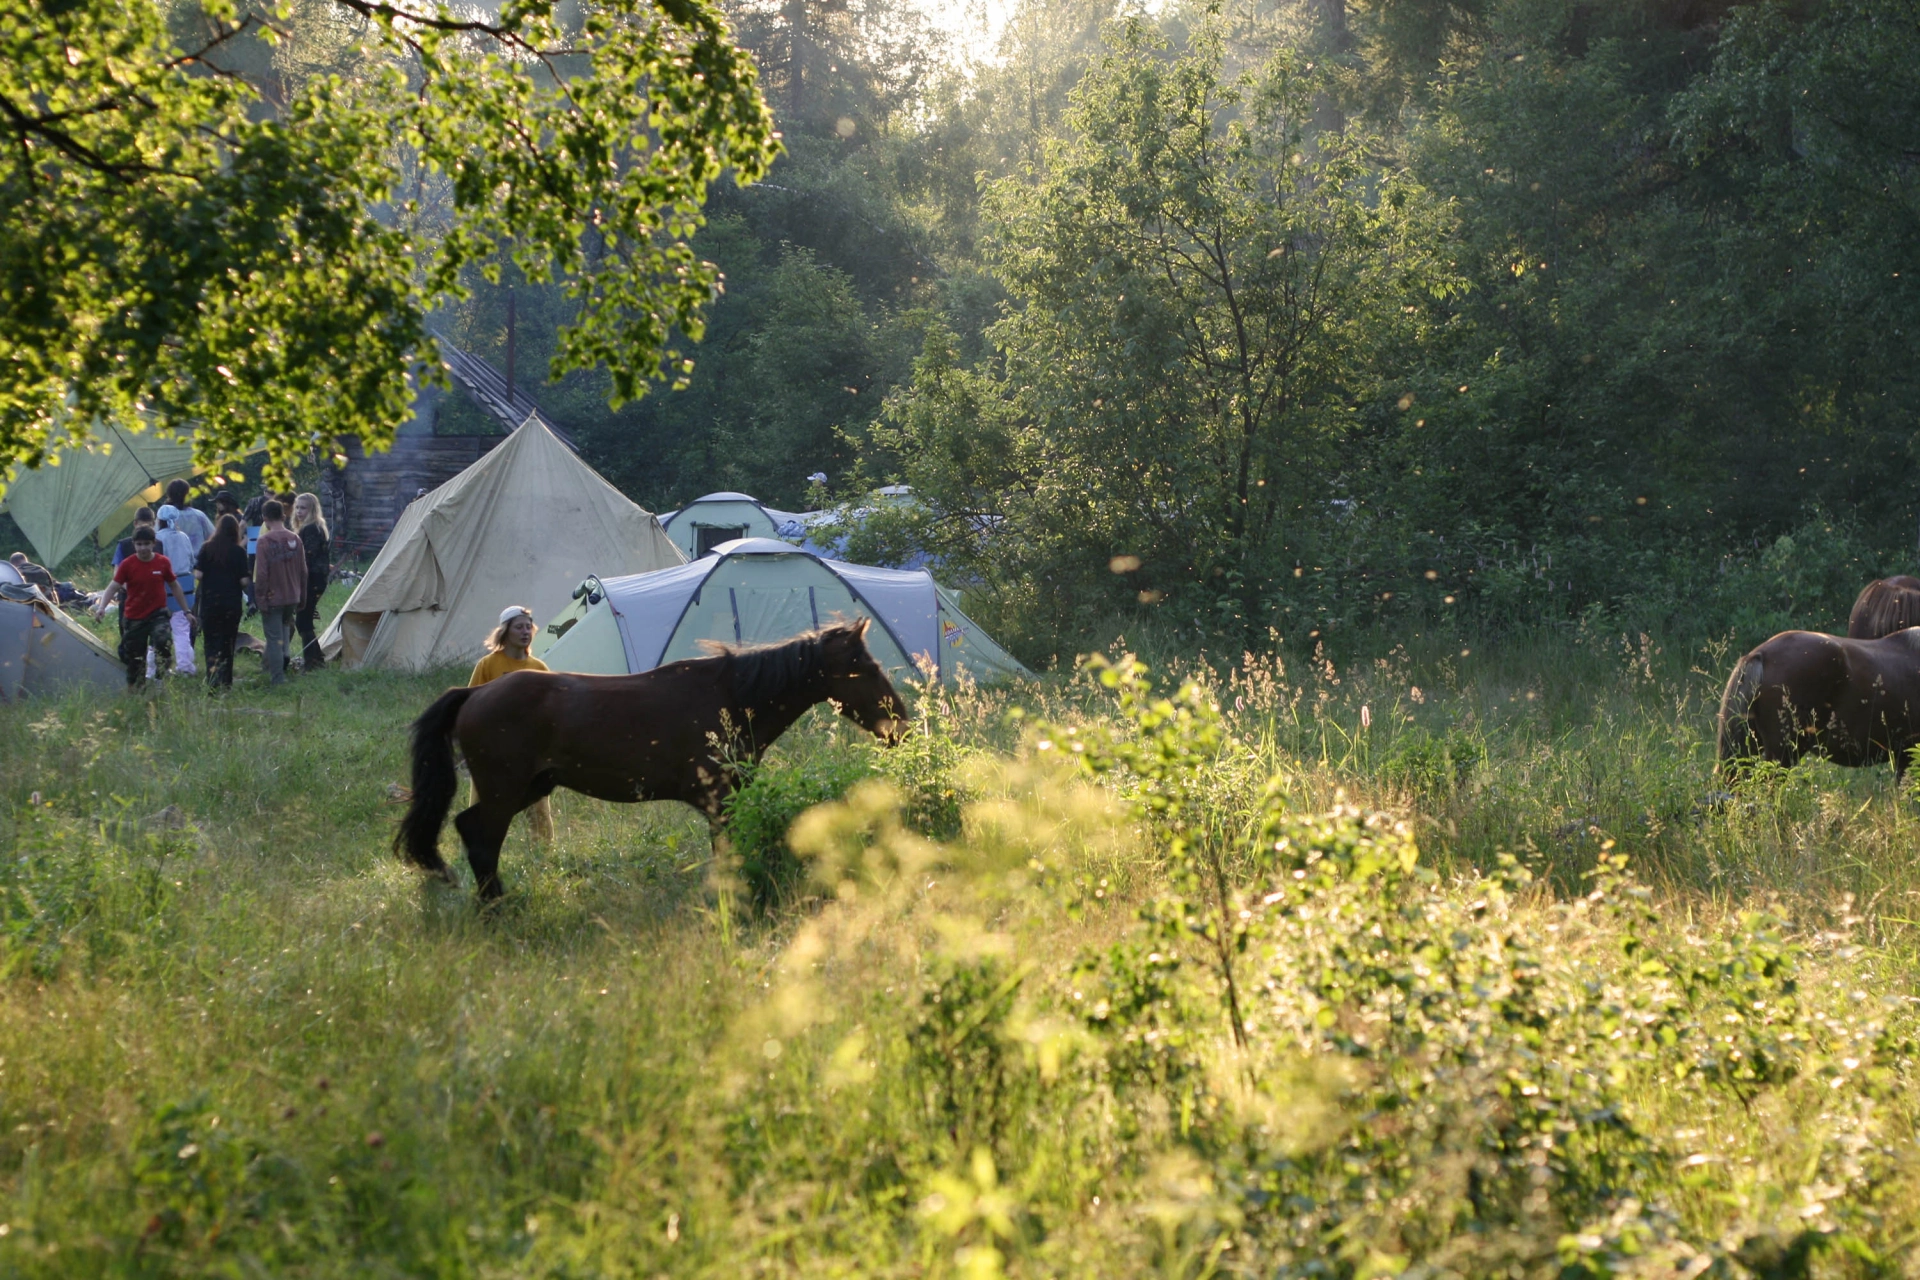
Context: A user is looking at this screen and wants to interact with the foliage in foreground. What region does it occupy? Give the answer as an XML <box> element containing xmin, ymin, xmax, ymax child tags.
<box><xmin>0</xmin><ymin>644</ymin><xmax>1917</xmax><ymax>1275</ymax></box>
<box><xmin>721</xmin><ymin>660</ymin><xmax>1916</xmax><ymax>1276</ymax></box>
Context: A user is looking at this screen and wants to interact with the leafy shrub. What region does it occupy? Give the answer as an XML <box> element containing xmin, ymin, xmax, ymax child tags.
<box><xmin>869</xmin><ymin>681</ymin><xmax>982</xmax><ymax>840</ymax></box>
<box><xmin>128</xmin><ymin>1095</ymin><xmax>302</xmax><ymax>1256</ymax></box>
<box><xmin>724</xmin><ymin>752</ymin><xmax>874</xmax><ymax>912</ymax></box>
<box><xmin>1380</xmin><ymin>725</ymin><xmax>1484</xmax><ymax>796</ymax></box>
<box><xmin>1056</xmin><ymin>660</ymin><xmax>1911</xmax><ymax>1275</ymax></box>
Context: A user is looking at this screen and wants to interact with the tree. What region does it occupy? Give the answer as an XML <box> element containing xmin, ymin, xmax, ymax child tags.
<box><xmin>1</xmin><ymin>0</ymin><xmax>778</xmax><ymax>485</ymax></box>
<box><xmin>873</xmin><ymin>18</ymin><xmax>1453</xmax><ymax>649</ymax></box>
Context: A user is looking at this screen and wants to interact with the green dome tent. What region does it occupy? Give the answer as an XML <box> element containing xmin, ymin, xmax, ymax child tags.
<box><xmin>536</xmin><ymin>538</ymin><xmax>1028</xmax><ymax>686</ymax></box>
<box><xmin>657</xmin><ymin>492</ymin><xmax>806</xmax><ymax>558</ymax></box>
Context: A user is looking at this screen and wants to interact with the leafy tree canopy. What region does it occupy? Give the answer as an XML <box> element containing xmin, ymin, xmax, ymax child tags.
<box><xmin>1</xmin><ymin>0</ymin><xmax>778</xmax><ymax>486</ymax></box>
<box><xmin>873</xmin><ymin>17</ymin><xmax>1456</xmax><ymax>648</ymax></box>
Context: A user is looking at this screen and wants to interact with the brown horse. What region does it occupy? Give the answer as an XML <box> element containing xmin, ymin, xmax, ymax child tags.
<box><xmin>1847</xmin><ymin>576</ymin><xmax>1920</xmax><ymax>639</ymax></box>
<box><xmin>395</xmin><ymin>619</ymin><xmax>905</xmax><ymax>901</ymax></box>
<box><xmin>1717</xmin><ymin>627</ymin><xmax>1920</xmax><ymax>779</ymax></box>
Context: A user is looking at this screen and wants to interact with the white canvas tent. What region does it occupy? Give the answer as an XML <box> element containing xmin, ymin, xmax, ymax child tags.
<box><xmin>535</xmin><ymin>537</ymin><xmax>1028</xmax><ymax>685</ymax></box>
<box><xmin>0</xmin><ymin>565</ymin><xmax>123</xmax><ymax>701</ymax></box>
<box><xmin>657</xmin><ymin>492</ymin><xmax>807</xmax><ymax>558</ymax></box>
<box><xmin>320</xmin><ymin>416</ymin><xmax>684</xmax><ymax>672</ymax></box>
<box><xmin>1</xmin><ymin>424</ymin><xmax>198</xmax><ymax>568</ymax></box>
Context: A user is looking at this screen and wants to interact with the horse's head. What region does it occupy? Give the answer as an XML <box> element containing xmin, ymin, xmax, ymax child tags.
<box><xmin>821</xmin><ymin>618</ymin><xmax>906</xmax><ymax>744</ymax></box>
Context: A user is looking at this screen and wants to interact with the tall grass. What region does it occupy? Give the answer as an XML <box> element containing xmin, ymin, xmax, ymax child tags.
<box><xmin>0</xmin><ymin>615</ymin><xmax>1916</xmax><ymax>1275</ymax></box>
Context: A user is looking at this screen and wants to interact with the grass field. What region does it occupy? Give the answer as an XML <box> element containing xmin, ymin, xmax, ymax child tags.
<box><xmin>1</xmin><ymin>597</ymin><xmax>1917</xmax><ymax>1276</ymax></box>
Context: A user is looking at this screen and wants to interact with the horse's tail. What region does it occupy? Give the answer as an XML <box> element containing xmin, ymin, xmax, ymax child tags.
<box><xmin>394</xmin><ymin>686</ymin><xmax>476</xmax><ymax>870</ymax></box>
<box><xmin>1716</xmin><ymin>651</ymin><xmax>1766</xmax><ymax>775</ymax></box>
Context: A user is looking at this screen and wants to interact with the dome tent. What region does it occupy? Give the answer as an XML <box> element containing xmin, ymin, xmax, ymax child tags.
<box><xmin>657</xmin><ymin>492</ymin><xmax>806</xmax><ymax>558</ymax></box>
<box><xmin>535</xmin><ymin>538</ymin><xmax>1028</xmax><ymax>686</ymax></box>
<box><xmin>319</xmin><ymin>416</ymin><xmax>684</xmax><ymax>672</ymax></box>
<box><xmin>0</xmin><ymin>563</ymin><xmax>123</xmax><ymax>701</ymax></box>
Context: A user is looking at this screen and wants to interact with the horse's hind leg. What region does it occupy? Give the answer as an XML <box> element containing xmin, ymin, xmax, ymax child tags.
<box><xmin>454</xmin><ymin>804</ymin><xmax>515</xmax><ymax>903</ymax></box>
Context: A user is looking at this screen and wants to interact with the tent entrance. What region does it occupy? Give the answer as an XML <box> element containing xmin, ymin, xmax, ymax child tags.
<box><xmin>695</xmin><ymin>524</ymin><xmax>748</xmax><ymax>556</ymax></box>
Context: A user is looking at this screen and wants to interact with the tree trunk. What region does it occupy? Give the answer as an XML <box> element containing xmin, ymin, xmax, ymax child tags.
<box><xmin>785</xmin><ymin>0</ymin><xmax>808</xmax><ymax>124</ymax></box>
<box><xmin>1310</xmin><ymin>0</ymin><xmax>1348</xmax><ymax>138</ymax></box>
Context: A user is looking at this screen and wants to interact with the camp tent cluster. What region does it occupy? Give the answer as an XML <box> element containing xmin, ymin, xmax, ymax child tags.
<box><xmin>319</xmin><ymin>417</ymin><xmax>683</xmax><ymax>672</ymax></box>
<box><xmin>3</xmin><ymin>412</ymin><xmax>1025</xmax><ymax>690</ymax></box>
<box><xmin>535</xmin><ymin>538</ymin><xmax>1027</xmax><ymax>685</ymax></box>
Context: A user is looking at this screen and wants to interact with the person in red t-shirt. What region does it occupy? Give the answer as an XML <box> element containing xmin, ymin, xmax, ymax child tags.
<box><xmin>94</xmin><ymin>528</ymin><xmax>194</xmax><ymax>688</ymax></box>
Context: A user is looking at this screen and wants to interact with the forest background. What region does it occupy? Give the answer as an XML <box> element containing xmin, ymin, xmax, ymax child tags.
<box><xmin>8</xmin><ymin>0</ymin><xmax>1919</xmax><ymax>664</ymax></box>
<box><xmin>452</xmin><ymin>0</ymin><xmax>1920</xmax><ymax>664</ymax></box>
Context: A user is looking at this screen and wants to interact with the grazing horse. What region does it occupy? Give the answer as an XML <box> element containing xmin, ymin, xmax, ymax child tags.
<box><xmin>1716</xmin><ymin>627</ymin><xmax>1920</xmax><ymax>779</ymax></box>
<box><xmin>1847</xmin><ymin>576</ymin><xmax>1920</xmax><ymax>639</ymax></box>
<box><xmin>394</xmin><ymin>619</ymin><xmax>905</xmax><ymax>901</ymax></box>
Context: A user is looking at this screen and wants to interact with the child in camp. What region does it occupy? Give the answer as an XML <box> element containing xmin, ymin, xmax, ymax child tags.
<box><xmin>468</xmin><ymin>605</ymin><xmax>555</xmax><ymax>842</ymax></box>
<box><xmin>94</xmin><ymin>528</ymin><xmax>194</xmax><ymax>689</ymax></box>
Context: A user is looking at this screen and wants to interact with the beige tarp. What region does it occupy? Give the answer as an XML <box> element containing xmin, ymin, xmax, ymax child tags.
<box><xmin>319</xmin><ymin>416</ymin><xmax>684</xmax><ymax>672</ymax></box>
<box><xmin>1</xmin><ymin>424</ymin><xmax>198</xmax><ymax>568</ymax></box>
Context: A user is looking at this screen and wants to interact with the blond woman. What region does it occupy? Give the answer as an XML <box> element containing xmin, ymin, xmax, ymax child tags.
<box><xmin>468</xmin><ymin>605</ymin><xmax>555</xmax><ymax>841</ymax></box>
<box><xmin>290</xmin><ymin>492</ymin><xmax>332</xmax><ymax>670</ymax></box>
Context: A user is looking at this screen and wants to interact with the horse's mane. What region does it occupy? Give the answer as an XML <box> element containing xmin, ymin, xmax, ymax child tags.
<box><xmin>705</xmin><ymin>623</ymin><xmax>861</xmax><ymax>704</ymax></box>
<box><xmin>1850</xmin><ymin>577</ymin><xmax>1920</xmax><ymax>640</ymax></box>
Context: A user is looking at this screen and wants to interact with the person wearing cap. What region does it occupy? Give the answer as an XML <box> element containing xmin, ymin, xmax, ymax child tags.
<box><xmin>154</xmin><ymin>504</ymin><xmax>198</xmax><ymax>675</ymax></box>
<box><xmin>468</xmin><ymin>605</ymin><xmax>554</xmax><ymax>840</ymax></box>
<box><xmin>469</xmin><ymin>605</ymin><xmax>549</xmax><ymax>684</ymax></box>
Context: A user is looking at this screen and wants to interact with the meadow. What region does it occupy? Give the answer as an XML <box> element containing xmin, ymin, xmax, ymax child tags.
<box><xmin>0</xmin><ymin>601</ymin><xmax>1916</xmax><ymax>1277</ymax></box>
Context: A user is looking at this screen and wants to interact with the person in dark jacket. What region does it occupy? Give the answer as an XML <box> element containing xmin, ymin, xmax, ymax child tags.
<box><xmin>8</xmin><ymin>552</ymin><xmax>53</xmax><ymax>593</ymax></box>
<box><xmin>195</xmin><ymin>515</ymin><xmax>251</xmax><ymax>690</ymax></box>
<box><xmin>112</xmin><ymin>507</ymin><xmax>156</xmax><ymax>568</ymax></box>
<box><xmin>290</xmin><ymin>492</ymin><xmax>332</xmax><ymax>671</ymax></box>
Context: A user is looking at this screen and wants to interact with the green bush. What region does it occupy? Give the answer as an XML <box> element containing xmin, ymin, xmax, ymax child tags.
<box><xmin>724</xmin><ymin>752</ymin><xmax>874</xmax><ymax>912</ymax></box>
<box><xmin>1379</xmin><ymin>725</ymin><xmax>1484</xmax><ymax>796</ymax></box>
<box><xmin>1054</xmin><ymin>661</ymin><xmax>1910</xmax><ymax>1274</ymax></box>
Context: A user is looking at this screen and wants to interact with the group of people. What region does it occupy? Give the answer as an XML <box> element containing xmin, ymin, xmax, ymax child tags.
<box><xmin>89</xmin><ymin>479</ymin><xmax>334</xmax><ymax>691</ymax></box>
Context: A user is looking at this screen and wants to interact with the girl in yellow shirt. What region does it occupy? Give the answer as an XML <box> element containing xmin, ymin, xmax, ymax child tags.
<box><xmin>470</xmin><ymin>604</ymin><xmax>550</xmax><ymax>685</ymax></box>
<box><xmin>469</xmin><ymin>605</ymin><xmax>555</xmax><ymax>841</ymax></box>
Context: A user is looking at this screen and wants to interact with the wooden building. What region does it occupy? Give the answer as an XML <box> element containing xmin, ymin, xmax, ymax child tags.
<box><xmin>323</xmin><ymin>338</ymin><xmax>569</xmax><ymax>560</ymax></box>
